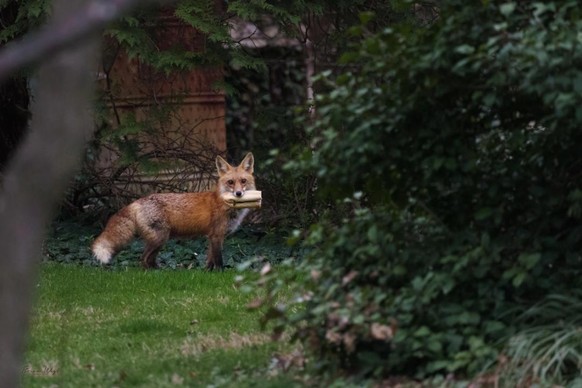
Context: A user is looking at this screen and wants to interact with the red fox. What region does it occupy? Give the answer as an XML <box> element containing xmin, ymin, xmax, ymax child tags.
<box><xmin>92</xmin><ymin>153</ymin><xmax>256</xmax><ymax>270</ymax></box>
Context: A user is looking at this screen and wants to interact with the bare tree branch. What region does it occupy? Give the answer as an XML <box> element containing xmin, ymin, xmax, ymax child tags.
<box><xmin>0</xmin><ymin>0</ymin><xmax>171</xmax><ymax>82</ymax></box>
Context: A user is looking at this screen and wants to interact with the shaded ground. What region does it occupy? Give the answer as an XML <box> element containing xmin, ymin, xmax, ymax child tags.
<box><xmin>44</xmin><ymin>221</ymin><xmax>303</xmax><ymax>269</ymax></box>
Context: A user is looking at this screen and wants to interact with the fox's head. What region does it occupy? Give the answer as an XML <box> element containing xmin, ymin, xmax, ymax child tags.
<box><xmin>216</xmin><ymin>152</ymin><xmax>256</xmax><ymax>198</ymax></box>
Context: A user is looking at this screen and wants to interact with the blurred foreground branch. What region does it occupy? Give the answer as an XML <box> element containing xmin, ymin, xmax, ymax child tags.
<box><xmin>0</xmin><ymin>0</ymin><xmax>173</xmax><ymax>385</ymax></box>
<box><xmin>0</xmin><ymin>0</ymin><xmax>165</xmax><ymax>82</ymax></box>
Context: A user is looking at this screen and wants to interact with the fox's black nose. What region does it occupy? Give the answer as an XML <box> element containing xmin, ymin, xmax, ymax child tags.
<box><xmin>235</xmin><ymin>191</ymin><xmax>243</xmax><ymax>197</ymax></box>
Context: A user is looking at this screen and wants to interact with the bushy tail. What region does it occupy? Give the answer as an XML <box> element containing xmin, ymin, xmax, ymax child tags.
<box><xmin>92</xmin><ymin>204</ymin><xmax>137</xmax><ymax>264</ymax></box>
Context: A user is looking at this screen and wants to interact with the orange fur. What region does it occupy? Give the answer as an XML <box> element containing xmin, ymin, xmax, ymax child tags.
<box><xmin>92</xmin><ymin>153</ymin><xmax>256</xmax><ymax>269</ymax></box>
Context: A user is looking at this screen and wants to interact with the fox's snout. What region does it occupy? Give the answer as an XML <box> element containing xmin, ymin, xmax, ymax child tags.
<box><xmin>234</xmin><ymin>190</ymin><xmax>244</xmax><ymax>197</ymax></box>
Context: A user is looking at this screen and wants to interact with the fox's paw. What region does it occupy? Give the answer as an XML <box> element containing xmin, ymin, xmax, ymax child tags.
<box><xmin>141</xmin><ymin>261</ymin><xmax>159</xmax><ymax>269</ymax></box>
<box><xmin>205</xmin><ymin>262</ymin><xmax>223</xmax><ymax>271</ymax></box>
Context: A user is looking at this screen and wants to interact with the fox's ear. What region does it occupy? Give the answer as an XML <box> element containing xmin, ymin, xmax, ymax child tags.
<box><xmin>239</xmin><ymin>152</ymin><xmax>254</xmax><ymax>173</ymax></box>
<box><xmin>215</xmin><ymin>155</ymin><xmax>232</xmax><ymax>176</ymax></box>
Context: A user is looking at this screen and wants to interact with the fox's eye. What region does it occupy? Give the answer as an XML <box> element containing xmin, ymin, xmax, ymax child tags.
<box><xmin>227</xmin><ymin>179</ymin><xmax>234</xmax><ymax>185</ymax></box>
<box><xmin>240</xmin><ymin>178</ymin><xmax>247</xmax><ymax>184</ymax></box>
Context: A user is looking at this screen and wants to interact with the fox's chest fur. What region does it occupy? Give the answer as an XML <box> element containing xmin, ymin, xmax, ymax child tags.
<box><xmin>228</xmin><ymin>208</ymin><xmax>250</xmax><ymax>234</ymax></box>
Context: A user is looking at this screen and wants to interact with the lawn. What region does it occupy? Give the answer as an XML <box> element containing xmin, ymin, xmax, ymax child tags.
<box><xmin>24</xmin><ymin>264</ymin><xmax>302</xmax><ymax>387</ymax></box>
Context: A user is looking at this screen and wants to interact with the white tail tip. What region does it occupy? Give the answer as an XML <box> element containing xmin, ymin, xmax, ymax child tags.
<box><xmin>92</xmin><ymin>241</ymin><xmax>112</xmax><ymax>264</ymax></box>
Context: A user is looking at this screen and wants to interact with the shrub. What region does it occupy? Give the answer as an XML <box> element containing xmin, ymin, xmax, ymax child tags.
<box><xmin>257</xmin><ymin>0</ymin><xmax>582</xmax><ymax>379</ymax></box>
<box><xmin>499</xmin><ymin>293</ymin><xmax>582</xmax><ymax>386</ymax></box>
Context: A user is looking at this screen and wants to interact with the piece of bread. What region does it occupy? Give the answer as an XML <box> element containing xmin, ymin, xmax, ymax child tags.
<box><xmin>222</xmin><ymin>190</ymin><xmax>262</xmax><ymax>209</ymax></box>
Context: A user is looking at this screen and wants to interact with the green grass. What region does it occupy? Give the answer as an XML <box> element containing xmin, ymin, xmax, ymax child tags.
<box><xmin>24</xmin><ymin>263</ymin><xmax>302</xmax><ymax>387</ymax></box>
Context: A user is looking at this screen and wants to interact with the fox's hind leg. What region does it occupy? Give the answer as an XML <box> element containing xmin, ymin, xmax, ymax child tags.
<box><xmin>138</xmin><ymin>220</ymin><xmax>170</xmax><ymax>269</ymax></box>
<box><xmin>141</xmin><ymin>244</ymin><xmax>164</xmax><ymax>269</ymax></box>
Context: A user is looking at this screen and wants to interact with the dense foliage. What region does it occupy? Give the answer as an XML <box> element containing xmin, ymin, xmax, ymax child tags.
<box><xmin>0</xmin><ymin>0</ymin><xmax>43</xmax><ymax>169</ymax></box>
<box><xmin>257</xmin><ymin>0</ymin><xmax>582</xmax><ymax>381</ymax></box>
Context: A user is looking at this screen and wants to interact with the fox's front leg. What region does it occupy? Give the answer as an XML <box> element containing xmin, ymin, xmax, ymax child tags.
<box><xmin>206</xmin><ymin>235</ymin><xmax>224</xmax><ymax>270</ymax></box>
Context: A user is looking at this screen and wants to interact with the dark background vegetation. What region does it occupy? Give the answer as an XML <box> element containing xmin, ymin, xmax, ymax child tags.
<box><xmin>2</xmin><ymin>0</ymin><xmax>582</xmax><ymax>385</ymax></box>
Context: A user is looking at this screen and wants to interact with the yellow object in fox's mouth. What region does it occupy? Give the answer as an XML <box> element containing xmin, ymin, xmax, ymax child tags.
<box><xmin>222</xmin><ymin>190</ymin><xmax>262</xmax><ymax>209</ymax></box>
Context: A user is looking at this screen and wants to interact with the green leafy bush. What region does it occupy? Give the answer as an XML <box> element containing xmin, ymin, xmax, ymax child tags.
<box><xmin>257</xmin><ymin>0</ymin><xmax>582</xmax><ymax>380</ymax></box>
